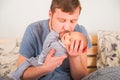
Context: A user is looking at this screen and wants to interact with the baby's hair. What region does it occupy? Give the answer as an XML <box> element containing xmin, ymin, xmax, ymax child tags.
<box><xmin>59</xmin><ymin>30</ymin><xmax>70</xmax><ymax>40</ymax></box>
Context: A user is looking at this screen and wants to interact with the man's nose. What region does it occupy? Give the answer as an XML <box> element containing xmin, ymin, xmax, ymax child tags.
<box><xmin>63</xmin><ymin>23</ymin><xmax>71</xmax><ymax>31</ymax></box>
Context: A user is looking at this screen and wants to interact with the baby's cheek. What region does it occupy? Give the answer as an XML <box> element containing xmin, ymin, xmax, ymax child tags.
<box><xmin>65</xmin><ymin>40</ymin><xmax>71</xmax><ymax>46</ymax></box>
<box><xmin>64</xmin><ymin>42</ymin><xmax>71</xmax><ymax>48</ymax></box>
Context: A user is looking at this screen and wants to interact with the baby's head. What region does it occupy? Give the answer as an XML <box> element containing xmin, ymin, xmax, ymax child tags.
<box><xmin>59</xmin><ymin>31</ymin><xmax>88</xmax><ymax>50</ymax></box>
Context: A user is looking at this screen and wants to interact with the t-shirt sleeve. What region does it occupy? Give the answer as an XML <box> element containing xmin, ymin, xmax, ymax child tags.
<box><xmin>43</xmin><ymin>30</ymin><xmax>59</xmax><ymax>49</ymax></box>
<box><xmin>19</xmin><ymin>24</ymin><xmax>37</xmax><ymax>58</ymax></box>
<box><xmin>75</xmin><ymin>25</ymin><xmax>92</xmax><ymax>48</ymax></box>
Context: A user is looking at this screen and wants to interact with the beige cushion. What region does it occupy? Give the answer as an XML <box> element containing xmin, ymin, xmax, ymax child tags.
<box><xmin>97</xmin><ymin>30</ymin><xmax>120</xmax><ymax>69</ymax></box>
<box><xmin>0</xmin><ymin>38</ymin><xmax>20</xmax><ymax>79</ymax></box>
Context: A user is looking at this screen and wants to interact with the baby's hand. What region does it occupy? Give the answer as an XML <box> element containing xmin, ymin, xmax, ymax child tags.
<box><xmin>66</xmin><ymin>40</ymin><xmax>87</xmax><ymax>57</ymax></box>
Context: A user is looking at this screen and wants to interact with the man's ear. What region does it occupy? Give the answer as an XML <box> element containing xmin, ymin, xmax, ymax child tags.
<box><xmin>49</xmin><ymin>10</ymin><xmax>52</xmax><ymax>19</ymax></box>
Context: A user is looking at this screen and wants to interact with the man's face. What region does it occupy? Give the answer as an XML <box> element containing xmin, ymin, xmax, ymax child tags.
<box><xmin>49</xmin><ymin>7</ymin><xmax>80</xmax><ymax>34</ymax></box>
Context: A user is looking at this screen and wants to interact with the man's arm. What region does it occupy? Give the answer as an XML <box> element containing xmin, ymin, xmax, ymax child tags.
<box><xmin>66</xmin><ymin>40</ymin><xmax>88</xmax><ymax>80</ymax></box>
<box><xmin>68</xmin><ymin>54</ymin><xmax>88</xmax><ymax>80</ymax></box>
<box><xmin>17</xmin><ymin>49</ymin><xmax>67</xmax><ymax>80</ymax></box>
<box><xmin>17</xmin><ymin>54</ymin><xmax>49</xmax><ymax>80</ymax></box>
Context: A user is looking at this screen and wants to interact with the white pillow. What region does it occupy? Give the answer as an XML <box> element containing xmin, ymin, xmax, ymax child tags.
<box><xmin>97</xmin><ymin>30</ymin><xmax>120</xmax><ymax>69</ymax></box>
<box><xmin>0</xmin><ymin>38</ymin><xmax>21</xmax><ymax>79</ymax></box>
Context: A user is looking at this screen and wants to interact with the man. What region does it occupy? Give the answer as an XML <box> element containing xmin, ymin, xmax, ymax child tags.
<box><xmin>17</xmin><ymin>0</ymin><xmax>92</xmax><ymax>80</ymax></box>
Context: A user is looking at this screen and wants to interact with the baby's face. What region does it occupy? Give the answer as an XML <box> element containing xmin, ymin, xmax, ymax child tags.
<box><xmin>60</xmin><ymin>32</ymin><xmax>88</xmax><ymax>48</ymax></box>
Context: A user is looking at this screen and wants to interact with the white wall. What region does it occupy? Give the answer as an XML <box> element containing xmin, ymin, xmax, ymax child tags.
<box><xmin>80</xmin><ymin>0</ymin><xmax>120</xmax><ymax>34</ymax></box>
<box><xmin>0</xmin><ymin>0</ymin><xmax>120</xmax><ymax>38</ymax></box>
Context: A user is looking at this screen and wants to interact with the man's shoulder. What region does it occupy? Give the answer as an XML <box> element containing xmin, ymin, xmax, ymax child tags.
<box><xmin>25</xmin><ymin>19</ymin><xmax>49</xmax><ymax>32</ymax></box>
<box><xmin>75</xmin><ymin>24</ymin><xmax>85</xmax><ymax>31</ymax></box>
<box><xmin>28</xmin><ymin>19</ymin><xmax>49</xmax><ymax>28</ymax></box>
<box><xmin>76</xmin><ymin>24</ymin><xmax>85</xmax><ymax>28</ymax></box>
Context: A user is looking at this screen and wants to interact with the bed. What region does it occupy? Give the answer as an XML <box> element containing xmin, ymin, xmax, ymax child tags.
<box><xmin>87</xmin><ymin>34</ymin><xmax>98</xmax><ymax>73</ymax></box>
<box><xmin>84</xmin><ymin>30</ymin><xmax>120</xmax><ymax>80</ymax></box>
<box><xmin>0</xmin><ymin>30</ymin><xmax>120</xmax><ymax>79</ymax></box>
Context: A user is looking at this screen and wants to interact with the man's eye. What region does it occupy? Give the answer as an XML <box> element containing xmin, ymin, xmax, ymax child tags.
<box><xmin>59</xmin><ymin>19</ymin><xmax>65</xmax><ymax>22</ymax></box>
<box><xmin>71</xmin><ymin>21</ymin><xmax>76</xmax><ymax>23</ymax></box>
<box><xmin>71</xmin><ymin>20</ymin><xmax>77</xmax><ymax>23</ymax></box>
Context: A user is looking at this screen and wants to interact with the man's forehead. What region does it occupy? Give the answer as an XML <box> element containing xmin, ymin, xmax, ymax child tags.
<box><xmin>54</xmin><ymin>8</ymin><xmax>79</xmax><ymax>19</ymax></box>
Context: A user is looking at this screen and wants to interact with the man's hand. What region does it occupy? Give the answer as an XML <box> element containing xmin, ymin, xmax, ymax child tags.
<box><xmin>43</xmin><ymin>49</ymin><xmax>67</xmax><ymax>72</ymax></box>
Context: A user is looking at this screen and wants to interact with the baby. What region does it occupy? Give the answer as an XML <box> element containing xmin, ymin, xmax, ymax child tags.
<box><xmin>60</xmin><ymin>31</ymin><xmax>88</xmax><ymax>52</ymax></box>
<box><xmin>38</xmin><ymin>30</ymin><xmax>88</xmax><ymax>64</ymax></box>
